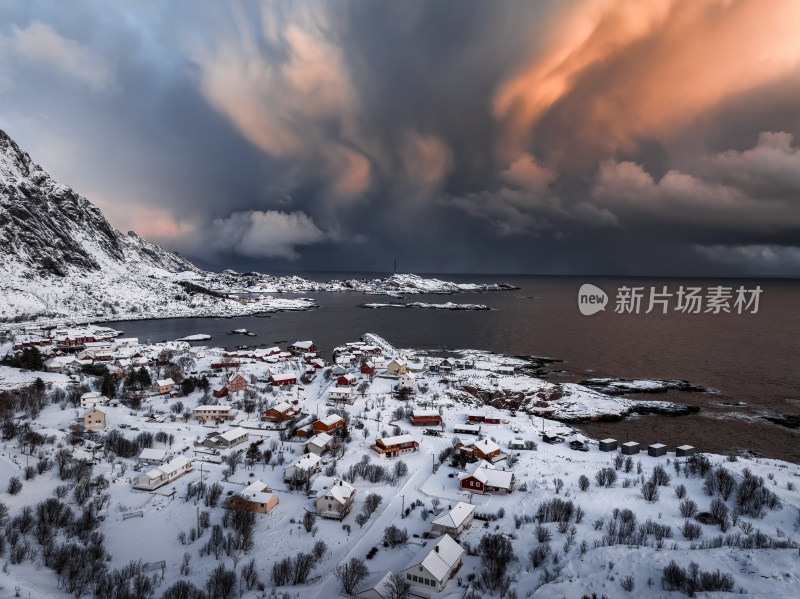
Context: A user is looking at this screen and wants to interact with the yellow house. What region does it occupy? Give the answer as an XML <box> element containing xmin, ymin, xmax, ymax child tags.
<box><xmin>386</xmin><ymin>359</ymin><xmax>407</xmax><ymax>376</ymax></box>
<box><xmin>83</xmin><ymin>406</ymin><xmax>107</xmax><ymax>431</ymax></box>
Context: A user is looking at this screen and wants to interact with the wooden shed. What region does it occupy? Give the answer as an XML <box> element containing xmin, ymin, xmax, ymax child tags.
<box><xmin>676</xmin><ymin>445</ymin><xmax>696</xmax><ymax>457</ymax></box>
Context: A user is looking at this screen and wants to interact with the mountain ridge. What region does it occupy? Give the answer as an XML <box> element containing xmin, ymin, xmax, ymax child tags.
<box><xmin>0</xmin><ymin>128</ymin><xmax>313</xmax><ymax>324</ymax></box>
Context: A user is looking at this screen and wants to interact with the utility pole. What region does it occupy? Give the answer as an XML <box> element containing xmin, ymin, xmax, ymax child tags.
<box><xmin>196</xmin><ymin>506</ymin><xmax>200</xmax><ymax>537</ymax></box>
<box><xmin>401</xmin><ymin>495</ymin><xmax>404</xmax><ymax>517</ymax></box>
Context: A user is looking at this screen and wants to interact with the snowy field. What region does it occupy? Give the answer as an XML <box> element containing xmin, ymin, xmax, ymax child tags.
<box><xmin>0</xmin><ymin>333</ymin><xmax>797</xmax><ymax>599</ymax></box>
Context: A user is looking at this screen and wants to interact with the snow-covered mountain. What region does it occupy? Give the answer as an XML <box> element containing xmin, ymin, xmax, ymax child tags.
<box><xmin>0</xmin><ymin>129</ymin><xmax>312</xmax><ymax>324</ymax></box>
<box><xmin>0</xmin><ymin>129</ymin><xmax>196</xmax><ymax>277</ymax></box>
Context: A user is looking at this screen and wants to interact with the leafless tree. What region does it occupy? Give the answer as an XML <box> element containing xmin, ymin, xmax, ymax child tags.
<box><xmin>334</xmin><ymin>557</ymin><xmax>369</xmax><ymax>595</ymax></box>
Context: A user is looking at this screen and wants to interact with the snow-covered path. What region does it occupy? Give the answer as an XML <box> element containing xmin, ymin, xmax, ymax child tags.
<box><xmin>308</xmin><ymin>461</ymin><xmax>430</xmax><ymax>598</ymax></box>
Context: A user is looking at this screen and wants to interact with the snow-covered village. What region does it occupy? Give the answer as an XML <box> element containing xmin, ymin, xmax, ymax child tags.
<box><xmin>0</xmin><ymin>323</ymin><xmax>798</xmax><ymax>599</ymax></box>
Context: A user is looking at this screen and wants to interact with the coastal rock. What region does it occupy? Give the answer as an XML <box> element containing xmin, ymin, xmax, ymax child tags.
<box><xmin>579</xmin><ymin>377</ymin><xmax>713</xmax><ymax>395</ymax></box>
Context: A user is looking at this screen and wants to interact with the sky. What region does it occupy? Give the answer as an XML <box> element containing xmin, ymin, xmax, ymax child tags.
<box><xmin>2</xmin><ymin>0</ymin><xmax>800</xmax><ymax>276</ymax></box>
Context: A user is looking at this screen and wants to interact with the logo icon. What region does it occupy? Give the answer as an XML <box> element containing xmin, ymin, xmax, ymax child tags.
<box><xmin>578</xmin><ymin>284</ymin><xmax>608</xmax><ymax>315</ymax></box>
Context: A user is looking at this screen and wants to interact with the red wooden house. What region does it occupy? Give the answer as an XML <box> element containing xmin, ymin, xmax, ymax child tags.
<box><xmin>336</xmin><ymin>374</ymin><xmax>357</xmax><ymax>387</ymax></box>
<box><xmin>269</xmin><ymin>373</ymin><xmax>297</xmax><ymax>387</ymax></box>
<box><xmin>226</xmin><ymin>372</ymin><xmax>247</xmax><ymax>393</ymax></box>
<box><xmin>459</xmin><ymin>464</ymin><xmax>514</xmax><ymax>494</ymax></box>
<box><xmin>360</xmin><ymin>361</ymin><xmax>375</xmax><ymax>375</ymax></box>
<box><xmin>262</xmin><ymin>401</ymin><xmax>298</xmax><ymax>422</ymax></box>
<box><xmin>312</xmin><ymin>414</ymin><xmax>344</xmax><ymax>434</ymax></box>
<box><xmin>370</xmin><ymin>434</ymin><xmax>419</xmax><ymax>458</ymax></box>
<box><xmin>409</xmin><ymin>409</ymin><xmax>442</xmax><ymax>427</ymax></box>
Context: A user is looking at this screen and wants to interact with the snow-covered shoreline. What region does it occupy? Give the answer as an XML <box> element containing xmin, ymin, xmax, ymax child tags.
<box><xmin>360</xmin><ymin>301</ymin><xmax>490</xmax><ymax>310</ymax></box>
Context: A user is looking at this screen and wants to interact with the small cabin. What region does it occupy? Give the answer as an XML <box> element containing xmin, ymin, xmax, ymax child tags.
<box><xmin>621</xmin><ymin>441</ymin><xmax>640</xmax><ymax>455</ymax></box>
<box><xmin>599</xmin><ymin>438</ymin><xmax>618</xmax><ymax>452</ymax></box>
<box><xmin>648</xmin><ymin>443</ymin><xmax>667</xmax><ymax>457</ymax></box>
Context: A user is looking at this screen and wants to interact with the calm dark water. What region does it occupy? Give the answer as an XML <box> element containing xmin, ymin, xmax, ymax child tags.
<box><xmin>102</xmin><ymin>274</ymin><xmax>800</xmax><ymax>462</ymax></box>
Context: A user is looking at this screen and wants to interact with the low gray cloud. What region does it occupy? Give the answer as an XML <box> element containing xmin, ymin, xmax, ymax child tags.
<box><xmin>179</xmin><ymin>210</ymin><xmax>329</xmax><ymax>262</ymax></box>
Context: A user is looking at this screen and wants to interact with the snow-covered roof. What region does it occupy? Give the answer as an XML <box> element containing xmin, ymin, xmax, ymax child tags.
<box><xmin>380</xmin><ymin>434</ymin><xmax>415</xmax><ymax>446</ymax></box>
<box><xmin>568</xmin><ymin>433</ymin><xmax>587</xmax><ymax>444</ymax></box>
<box><xmin>270</xmin><ymin>373</ymin><xmax>296</xmax><ymax>382</ymax></box>
<box><xmin>305</xmin><ymin>433</ymin><xmax>332</xmax><ymax>448</ymax></box>
<box><xmin>403</xmin><ymin>534</ymin><xmax>464</xmax><ymax>582</ymax></box>
<box><xmin>239</xmin><ymin>480</ymin><xmax>274</xmax><ymax>504</ymax></box>
<box><xmin>139</xmin><ymin>448</ymin><xmax>170</xmax><ymax>461</ymax></box>
<box><xmin>413</xmin><ymin>409</ymin><xmax>439</xmax><ymax>418</ymax></box>
<box><xmin>81</xmin><ymin>391</ymin><xmax>103</xmax><ymax>399</ymax></box>
<box><xmin>431</xmin><ymin>502</ymin><xmax>475</xmax><ymax>530</ymax></box>
<box><xmin>316</xmin><ymin>479</ymin><xmax>355</xmax><ymax>504</ymax></box>
<box><xmin>329</xmin><ymin>386</ymin><xmax>354</xmax><ymax>395</ymax></box>
<box><xmin>84</xmin><ymin>406</ymin><xmax>106</xmax><ymax>415</ymax></box>
<box><xmin>318</xmin><ymin>414</ymin><xmax>343</xmax><ymax>427</ymax></box>
<box><xmin>354</xmin><ymin>571</ymin><xmax>393</xmax><ymax>599</ymax></box>
<box><xmin>287</xmin><ymin>453</ymin><xmax>321</xmax><ymax>471</ymax></box>
<box><xmin>158</xmin><ymin>455</ymin><xmax>192</xmax><ymax>476</ymax></box>
<box><xmin>156</xmin><ymin>378</ymin><xmax>175</xmax><ymax>386</ymax></box>
<box><xmin>473</xmin><ymin>438</ymin><xmax>501</xmax><ymax>454</ymax></box>
<box><xmin>292</xmin><ymin>340</ymin><xmax>314</xmax><ymax>349</ymax></box>
<box><xmin>272</xmin><ymin>401</ymin><xmax>292</xmax><ymax>413</ymax></box>
<box><xmin>218</xmin><ymin>427</ymin><xmax>247</xmax><ymax>442</ymax></box>
<box><xmin>464</xmin><ymin>466</ymin><xmax>514</xmax><ymax>489</ymax></box>
<box><xmin>194</xmin><ymin>404</ymin><xmax>232</xmax><ymax>412</ymax></box>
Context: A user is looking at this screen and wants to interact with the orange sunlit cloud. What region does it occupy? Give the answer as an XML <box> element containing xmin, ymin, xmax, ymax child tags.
<box><xmin>494</xmin><ymin>0</ymin><xmax>800</xmax><ymax>162</ymax></box>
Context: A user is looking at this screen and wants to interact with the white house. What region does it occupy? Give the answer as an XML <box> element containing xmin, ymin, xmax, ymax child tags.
<box><xmin>329</xmin><ymin>386</ymin><xmax>356</xmax><ymax>404</ymax></box>
<box><xmin>283</xmin><ymin>453</ymin><xmax>321</xmax><ymax>483</ymax></box>
<box><xmin>397</xmin><ymin>372</ymin><xmax>416</xmax><ymax>390</ymax></box>
<box><xmin>138</xmin><ymin>448</ymin><xmax>173</xmax><ymax>465</ymax></box>
<box><xmin>429</xmin><ymin>502</ymin><xmax>476</xmax><ymax>537</ymax></box>
<box><xmin>303</xmin><ymin>432</ymin><xmax>333</xmax><ymax>456</ymax></box>
<box><xmin>80</xmin><ymin>391</ymin><xmax>108</xmax><ymax>409</ymax></box>
<box><xmin>212</xmin><ymin>427</ymin><xmax>249</xmax><ymax>449</ymax></box>
<box><xmin>401</xmin><ymin>534</ymin><xmax>464</xmax><ymax>594</ymax></box>
<box><xmin>133</xmin><ymin>456</ymin><xmax>193</xmax><ymax>490</ymax></box>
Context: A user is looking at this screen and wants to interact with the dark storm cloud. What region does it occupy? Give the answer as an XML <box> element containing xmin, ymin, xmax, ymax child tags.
<box><xmin>1</xmin><ymin>0</ymin><xmax>800</xmax><ymax>275</ymax></box>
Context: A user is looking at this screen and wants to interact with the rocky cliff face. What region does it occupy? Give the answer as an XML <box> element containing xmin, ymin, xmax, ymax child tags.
<box><xmin>0</xmin><ymin>128</ymin><xmax>196</xmax><ymax>278</ymax></box>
